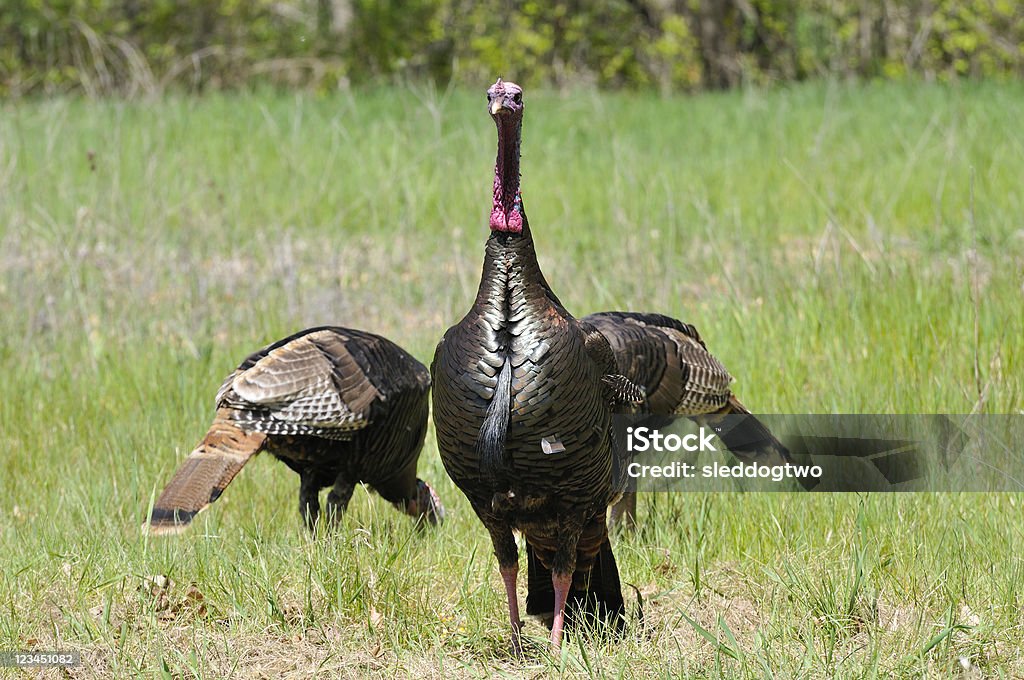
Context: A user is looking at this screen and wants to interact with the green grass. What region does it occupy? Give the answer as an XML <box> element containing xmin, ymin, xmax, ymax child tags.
<box><xmin>1</xmin><ymin>79</ymin><xmax>1022</xmax><ymax>677</ymax></box>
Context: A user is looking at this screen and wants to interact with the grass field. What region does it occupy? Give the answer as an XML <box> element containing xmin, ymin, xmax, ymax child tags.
<box><xmin>1</xmin><ymin>80</ymin><xmax>1022</xmax><ymax>678</ymax></box>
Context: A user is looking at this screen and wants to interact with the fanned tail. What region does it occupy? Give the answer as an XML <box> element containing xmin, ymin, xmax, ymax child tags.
<box><xmin>145</xmin><ymin>409</ymin><xmax>268</xmax><ymax>535</ymax></box>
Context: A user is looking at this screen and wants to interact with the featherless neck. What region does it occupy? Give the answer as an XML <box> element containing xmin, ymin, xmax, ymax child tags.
<box><xmin>490</xmin><ymin>116</ymin><xmax>524</xmax><ymax>234</ymax></box>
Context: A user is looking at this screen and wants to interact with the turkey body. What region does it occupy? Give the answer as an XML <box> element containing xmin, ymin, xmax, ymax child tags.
<box><xmin>582</xmin><ymin>312</ymin><xmax>732</xmax><ymax>417</ymax></box>
<box><xmin>147</xmin><ymin>326</ymin><xmax>443</xmax><ymax>534</ymax></box>
<box><xmin>582</xmin><ymin>311</ymin><xmax>810</xmax><ymax>526</ymax></box>
<box><xmin>432</xmin><ymin>228</ymin><xmax>625</xmax><ymax>648</ymax></box>
<box><xmin>431</xmin><ymin>79</ymin><xmax>630</xmax><ymax>653</ymax></box>
<box><xmin>433</xmin><ymin>230</ymin><xmax>617</xmax><ymax>556</ymax></box>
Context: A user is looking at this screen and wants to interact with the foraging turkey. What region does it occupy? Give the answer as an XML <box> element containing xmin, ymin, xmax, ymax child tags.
<box><xmin>431</xmin><ymin>79</ymin><xmax>642</xmax><ymax>653</ymax></box>
<box><xmin>582</xmin><ymin>312</ymin><xmax>812</xmax><ymax>527</ymax></box>
<box><xmin>146</xmin><ymin>326</ymin><xmax>444</xmax><ymax>534</ymax></box>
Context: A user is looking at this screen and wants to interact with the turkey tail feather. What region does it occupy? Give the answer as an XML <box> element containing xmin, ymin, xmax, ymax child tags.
<box><xmin>145</xmin><ymin>410</ymin><xmax>268</xmax><ymax>535</ymax></box>
<box><xmin>570</xmin><ymin>537</ymin><xmax>626</xmax><ymax>631</ymax></box>
<box><xmin>525</xmin><ymin>541</ymin><xmax>554</xmax><ymax>618</ymax></box>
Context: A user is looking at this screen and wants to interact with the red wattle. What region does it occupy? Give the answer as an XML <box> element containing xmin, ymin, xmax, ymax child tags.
<box><xmin>506</xmin><ymin>210</ymin><xmax>523</xmax><ymax>233</ymax></box>
<box><xmin>490</xmin><ymin>209</ymin><xmax>523</xmax><ymax>233</ymax></box>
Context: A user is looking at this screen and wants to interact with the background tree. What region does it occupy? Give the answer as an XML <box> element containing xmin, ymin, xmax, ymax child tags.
<box><xmin>1</xmin><ymin>0</ymin><xmax>1020</xmax><ymax>95</ymax></box>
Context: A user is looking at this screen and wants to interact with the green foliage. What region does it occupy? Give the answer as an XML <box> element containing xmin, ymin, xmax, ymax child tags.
<box><xmin>345</xmin><ymin>0</ymin><xmax>447</xmax><ymax>80</ymax></box>
<box><xmin>0</xmin><ymin>0</ymin><xmax>332</xmax><ymax>95</ymax></box>
<box><xmin>1</xmin><ymin>0</ymin><xmax>1023</xmax><ymax>95</ymax></box>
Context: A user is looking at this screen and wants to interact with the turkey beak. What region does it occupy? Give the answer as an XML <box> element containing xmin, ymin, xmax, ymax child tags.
<box><xmin>490</xmin><ymin>98</ymin><xmax>508</xmax><ymax>116</ymax></box>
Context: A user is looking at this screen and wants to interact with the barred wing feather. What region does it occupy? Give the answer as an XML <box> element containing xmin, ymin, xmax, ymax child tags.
<box><xmin>217</xmin><ymin>330</ymin><xmax>377</xmax><ymax>437</ymax></box>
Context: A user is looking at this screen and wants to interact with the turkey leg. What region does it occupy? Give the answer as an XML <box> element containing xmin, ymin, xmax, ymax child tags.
<box><xmin>609</xmin><ymin>491</ymin><xmax>637</xmax><ymax>530</ymax></box>
<box><xmin>326</xmin><ymin>474</ymin><xmax>355</xmax><ymax>524</ymax></box>
<box><xmin>549</xmin><ymin>519</ymin><xmax>582</xmax><ymax>652</ymax></box>
<box><xmin>298</xmin><ymin>471</ymin><xmax>321</xmax><ymax>530</ymax></box>
<box><xmin>486</xmin><ymin>522</ymin><xmax>523</xmax><ymax>654</ymax></box>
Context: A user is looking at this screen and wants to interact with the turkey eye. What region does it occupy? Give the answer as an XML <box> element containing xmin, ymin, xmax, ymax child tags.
<box><xmin>513</xmin><ymin>93</ymin><xmax>522</xmax><ymax>103</ymax></box>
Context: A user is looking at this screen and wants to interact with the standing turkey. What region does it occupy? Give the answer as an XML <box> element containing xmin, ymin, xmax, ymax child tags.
<box><xmin>582</xmin><ymin>312</ymin><xmax>812</xmax><ymax>528</ymax></box>
<box><xmin>146</xmin><ymin>326</ymin><xmax>444</xmax><ymax>534</ymax></box>
<box><xmin>431</xmin><ymin>79</ymin><xmax>642</xmax><ymax>653</ymax></box>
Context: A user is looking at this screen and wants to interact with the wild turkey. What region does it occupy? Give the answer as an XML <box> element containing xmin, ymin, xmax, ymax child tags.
<box><xmin>146</xmin><ymin>326</ymin><xmax>444</xmax><ymax>534</ymax></box>
<box><xmin>581</xmin><ymin>312</ymin><xmax>812</xmax><ymax>528</ymax></box>
<box><xmin>431</xmin><ymin>79</ymin><xmax>642</xmax><ymax>653</ymax></box>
